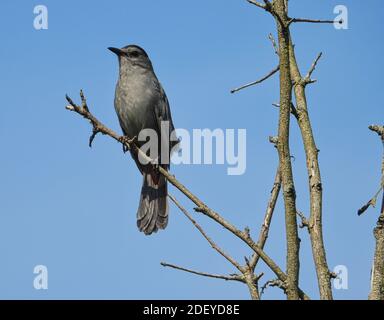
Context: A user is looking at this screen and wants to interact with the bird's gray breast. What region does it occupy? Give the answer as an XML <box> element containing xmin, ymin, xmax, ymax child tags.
<box><xmin>114</xmin><ymin>71</ymin><xmax>159</xmax><ymax>139</ymax></box>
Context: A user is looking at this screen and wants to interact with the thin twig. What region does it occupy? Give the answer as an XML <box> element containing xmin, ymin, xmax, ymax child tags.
<box><xmin>358</xmin><ymin>187</ymin><xmax>383</xmax><ymax>216</ymax></box>
<box><xmin>79</xmin><ymin>89</ymin><xmax>89</xmax><ymax>112</ymax></box>
<box><xmin>296</xmin><ymin>211</ymin><xmax>310</xmax><ymax>229</ymax></box>
<box><xmin>250</xmin><ymin>167</ymin><xmax>281</xmax><ymax>270</ymax></box>
<box><xmin>269</xmin><ymin>33</ymin><xmax>279</xmax><ymax>56</ymax></box>
<box><xmin>246</xmin><ymin>0</ymin><xmax>282</xmax><ymax>25</ymax></box>
<box><xmin>260</xmin><ymin>278</ymin><xmax>287</xmax><ymax>297</ymax></box>
<box><xmin>288</xmin><ymin>18</ymin><xmax>338</xmax><ymax>25</ymax></box>
<box><xmin>303</xmin><ymin>52</ymin><xmax>322</xmax><ymax>83</ymax></box>
<box><xmin>247</xmin><ymin>0</ymin><xmax>266</xmax><ymax>9</ymax></box>
<box><xmin>160</xmin><ymin>262</ymin><xmax>244</xmax><ymax>282</ymax></box>
<box><xmin>231</xmin><ymin>65</ymin><xmax>279</xmax><ymax>94</ymax></box>
<box><xmin>272</xmin><ymin>102</ymin><xmax>299</xmax><ymax>120</ymax></box>
<box><xmin>168</xmin><ymin>194</ymin><xmax>244</xmax><ymax>272</ymax></box>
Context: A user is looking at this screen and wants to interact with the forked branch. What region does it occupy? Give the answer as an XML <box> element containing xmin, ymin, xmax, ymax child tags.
<box><xmin>65</xmin><ymin>91</ymin><xmax>310</xmax><ymax>300</ymax></box>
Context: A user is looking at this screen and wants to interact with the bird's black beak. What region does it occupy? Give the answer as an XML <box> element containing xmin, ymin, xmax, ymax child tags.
<box><xmin>108</xmin><ymin>47</ymin><xmax>124</xmax><ymax>56</ymax></box>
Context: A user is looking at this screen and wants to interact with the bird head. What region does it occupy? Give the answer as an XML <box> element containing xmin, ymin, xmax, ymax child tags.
<box><xmin>108</xmin><ymin>45</ymin><xmax>153</xmax><ymax>71</ymax></box>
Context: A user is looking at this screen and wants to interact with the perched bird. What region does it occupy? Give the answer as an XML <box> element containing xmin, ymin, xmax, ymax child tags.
<box><xmin>109</xmin><ymin>45</ymin><xmax>177</xmax><ymax>235</ymax></box>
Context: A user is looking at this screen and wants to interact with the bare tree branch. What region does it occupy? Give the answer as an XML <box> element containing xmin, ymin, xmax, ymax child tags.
<box><xmin>369</xmin><ymin>125</ymin><xmax>384</xmax><ymax>138</ymax></box>
<box><xmin>231</xmin><ymin>65</ymin><xmax>279</xmax><ymax>93</ymax></box>
<box><xmin>65</xmin><ymin>91</ymin><xmax>310</xmax><ymax>300</ymax></box>
<box><xmin>274</xmin><ymin>0</ymin><xmax>301</xmax><ymax>300</ymax></box>
<box><xmin>247</xmin><ymin>0</ymin><xmax>266</xmax><ymax>10</ymax></box>
<box><xmin>366</xmin><ymin>124</ymin><xmax>384</xmax><ymax>300</ymax></box>
<box><xmin>269</xmin><ymin>33</ymin><xmax>279</xmax><ymax>56</ymax></box>
<box><xmin>288</xmin><ymin>18</ymin><xmax>338</xmax><ymax>25</ymax></box>
<box><xmin>296</xmin><ymin>211</ymin><xmax>310</xmax><ymax>229</ymax></box>
<box><xmin>250</xmin><ymin>167</ymin><xmax>281</xmax><ymax>270</ymax></box>
<box><xmin>230</xmin><ymin>32</ymin><xmax>281</xmax><ymax>95</ymax></box>
<box><xmin>303</xmin><ymin>52</ymin><xmax>322</xmax><ymax>84</ymax></box>
<box><xmin>272</xmin><ymin>102</ymin><xmax>299</xmax><ymax>120</ymax></box>
<box><xmin>191</xmin><ymin>204</ymin><xmax>303</xmax><ymax>296</ymax></box>
<box><xmin>288</xmin><ymin>35</ymin><xmax>333</xmax><ymax>299</ymax></box>
<box><xmin>160</xmin><ymin>262</ymin><xmax>244</xmax><ymax>282</ymax></box>
<box><xmin>169</xmin><ymin>194</ymin><xmax>264</xmax><ymax>299</ymax></box>
<box><xmin>358</xmin><ymin>187</ymin><xmax>383</xmax><ymax>216</ymax></box>
<box><xmin>168</xmin><ymin>194</ymin><xmax>243</xmax><ymax>272</ymax></box>
<box><xmin>260</xmin><ymin>278</ymin><xmax>287</xmax><ymax>297</ymax></box>
<box><xmin>369</xmin><ymin>213</ymin><xmax>384</xmax><ymax>300</ymax></box>
<box><xmin>247</xmin><ymin>0</ymin><xmax>285</xmax><ymax>26</ymax></box>
<box><xmin>240</xmin><ymin>0</ymin><xmax>337</xmax><ymax>300</ymax></box>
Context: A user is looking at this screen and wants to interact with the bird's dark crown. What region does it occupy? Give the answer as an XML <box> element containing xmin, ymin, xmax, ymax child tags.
<box><xmin>121</xmin><ymin>45</ymin><xmax>149</xmax><ymax>57</ymax></box>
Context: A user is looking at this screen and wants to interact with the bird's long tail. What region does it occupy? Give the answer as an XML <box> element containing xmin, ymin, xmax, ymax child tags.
<box><xmin>137</xmin><ymin>171</ymin><xmax>168</xmax><ymax>235</ymax></box>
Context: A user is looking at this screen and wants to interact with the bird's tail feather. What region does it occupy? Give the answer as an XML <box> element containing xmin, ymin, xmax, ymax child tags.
<box><xmin>137</xmin><ymin>172</ymin><xmax>168</xmax><ymax>235</ymax></box>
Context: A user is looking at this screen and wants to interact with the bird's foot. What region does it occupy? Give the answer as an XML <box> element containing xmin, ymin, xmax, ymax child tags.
<box><xmin>127</xmin><ymin>135</ymin><xmax>137</xmax><ymax>145</ymax></box>
<box><xmin>119</xmin><ymin>135</ymin><xmax>137</xmax><ymax>153</ymax></box>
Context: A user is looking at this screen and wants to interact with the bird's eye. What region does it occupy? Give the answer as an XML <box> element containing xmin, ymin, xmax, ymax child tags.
<box><xmin>130</xmin><ymin>51</ymin><xmax>140</xmax><ymax>58</ymax></box>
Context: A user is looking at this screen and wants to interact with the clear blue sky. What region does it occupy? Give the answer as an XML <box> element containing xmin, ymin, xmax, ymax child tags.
<box><xmin>0</xmin><ymin>0</ymin><xmax>383</xmax><ymax>299</ymax></box>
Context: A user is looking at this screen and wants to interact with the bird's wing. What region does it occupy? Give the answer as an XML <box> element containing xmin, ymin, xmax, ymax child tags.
<box><xmin>153</xmin><ymin>81</ymin><xmax>179</xmax><ymax>168</ymax></box>
<box><xmin>154</xmin><ymin>83</ymin><xmax>175</xmax><ymax>130</ymax></box>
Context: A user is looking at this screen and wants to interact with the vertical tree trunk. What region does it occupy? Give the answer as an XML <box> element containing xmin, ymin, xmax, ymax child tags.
<box><xmin>369</xmin><ymin>211</ymin><xmax>384</xmax><ymax>300</ymax></box>
<box><xmin>275</xmin><ymin>0</ymin><xmax>300</xmax><ymax>300</ymax></box>
<box><xmin>368</xmin><ymin>125</ymin><xmax>384</xmax><ymax>300</ymax></box>
<box><xmin>288</xmin><ymin>41</ymin><xmax>333</xmax><ymax>300</ymax></box>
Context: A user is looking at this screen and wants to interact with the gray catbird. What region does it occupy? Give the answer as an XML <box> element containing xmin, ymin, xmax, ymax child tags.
<box><xmin>109</xmin><ymin>45</ymin><xmax>177</xmax><ymax>235</ymax></box>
